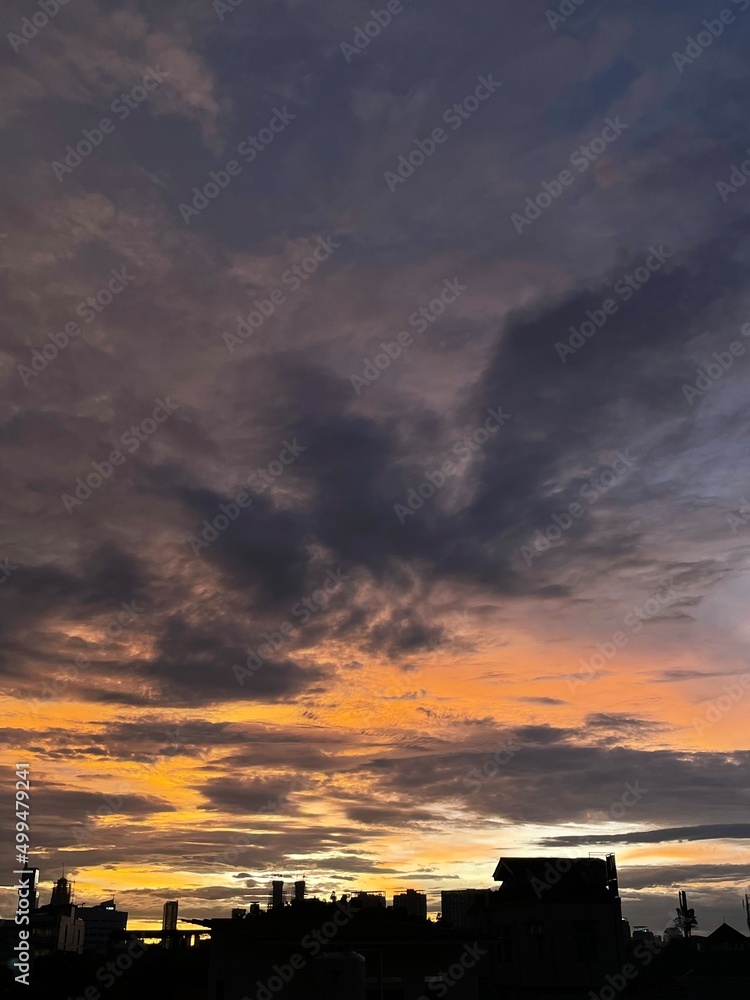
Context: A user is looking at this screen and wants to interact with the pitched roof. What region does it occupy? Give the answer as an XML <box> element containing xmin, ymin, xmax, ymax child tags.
<box><xmin>706</xmin><ymin>922</ymin><xmax>748</xmax><ymax>947</ymax></box>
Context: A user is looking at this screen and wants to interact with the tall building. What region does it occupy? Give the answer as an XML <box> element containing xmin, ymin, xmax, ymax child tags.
<box><xmin>271</xmin><ymin>880</ymin><xmax>284</xmax><ymax>909</ymax></box>
<box><xmin>50</xmin><ymin>874</ymin><xmax>72</xmax><ymax>907</ymax></box>
<box><xmin>294</xmin><ymin>880</ymin><xmax>306</xmax><ymax>903</ymax></box>
<box><xmin>441</xmin><ymin>889</ymin><xmax>493</xmax><ymax>929</ymax></box>
<box><xmin>393</xmin><ymin>889</ymin><xmax>428</xmax><ymax>920</ymax></box>
<box><xmin>162</xmin><ymin>900</ymin><xmax>178</xmax><ymax>949</ymax></box>
<box><xmin>77</xmin><ymin>899</ymin><xmax>128</xmax><ymax>954</ymax></box>
<box><xmin>353</xmin><ymin>891</ymin><xmax>386</xmax><ymax>911</ymax></box>
<box><xmin>476</xmin><ymin>854</ymin><xmax>624</xmax><ymax>999</ymax></box>
<box><xmin>32</xmin><ymin>874</ymin><xmax>84</xmax><ymax>956</ymax></box>
<box><xmin>163</xmin><ymin>900</ymin><xmax>178</xmax><ymax>930</ymax></box>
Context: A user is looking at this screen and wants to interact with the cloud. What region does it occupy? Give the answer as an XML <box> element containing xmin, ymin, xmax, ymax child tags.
<box><xmin>361</xmin><ymin>739</ymin><xmax>750</xmax><ymax>828</ymax></box>
<box><xmin>2</xmin><ymin>0</ymin><xmax>750</xmax><ymax>928</ymax></box>
<box><xmin>515</xmin><ymin>696</ymin><xmax>568</xmax><ymax>705</ymax></box>
<box><xmin>540</xmin><ymin>823</ymin><xmax>750</xmax><ymax>848</ymax></box>
<box><xmin>197</xmin><ymin>776</ymin><xmax>313</xmax><ymax>814</ymax></box>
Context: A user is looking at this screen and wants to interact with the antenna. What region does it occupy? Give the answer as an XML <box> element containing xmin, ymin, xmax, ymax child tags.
<box><xmin>675</xmin><ymin>890</ymin><xmax>697</xmax><ymax>939</ymax></box>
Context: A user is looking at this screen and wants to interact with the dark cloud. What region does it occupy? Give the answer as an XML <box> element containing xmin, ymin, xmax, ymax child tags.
<box><xmin>344</xmin><ymin>804</ymin><xmax>437</xmax><ymax>826</ymax></box>
<box><xmin>2</xmin><ymin>0</ymin><xmax>750</xmax><ymax>928</ymax></box>
<box><xmin>651</xmin><ymin>669</ymin><xmax>736</xmax><ymax>683</ymax></box>
<box><xmin>540</xmin><ymin>823</ymin><xmax>750</xmax><ymax>847</ymax></box>
<box><xmin>361</xmin><ymin>741</ymin><xmax>750</xmax><ymax>827</ymax></box>
<box><xmin>515</xmin><ymin>696</ymin><xmax>568</xmax><ymax>705</ymax></box>
<box><xmin>197</xmin><ymin>776</ymin><xmax>314</xmax><ymax>814</ymax></box>
<box><xmin>125</xmin><ymin>618</ymin><xmax>326</xmax><ymax>706</ymax></box>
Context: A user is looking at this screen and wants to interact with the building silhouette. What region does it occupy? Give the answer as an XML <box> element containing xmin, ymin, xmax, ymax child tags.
<box><xmin>474</xmin><ymin>855</ymin><xmax>624</xmax><ymax>999</ymax></box>
<box><xmin>393</xmin><ymin>889</ymin><xmax>428</xmax><ymax>920</ymax></box>
<box><xmin>353</xmin><ymin>890</ymin><xmax>386</xmax><ymax>911</ymax></box>
<box><xmin>632</xmin><ymin>924</ymin><xmax>659</xmax><ymax>948</ymax></box>
<box><xmin>32</xmin><ymin>875</ymin><xmax>84</xmax><ymax>956</ymax></box>
<box><xmin>703</xmin><ymin>921</ymin><xmax>750</xmax><ymax>953</ymax></box>
<box><xmin>441</xmin><ymin>889</ymin><xmax>493</xmax><ymax>929</ymax></box>
<box><xmin>7</xmin><ymin>858</ymin><xmax>750</xmax><ymax>1000</ymax></box>
<box><xmin>77</xmin><ymin>898</ymin><xmax>128</xmax><ymax>954</ymax></box>
<box><xmin>205</xmin><ymin>901</ymin><xmax>489</xmax><ymax>999</ymax></box>
<box><xmin>50</xmin><ymin>874</ymin><xmax>72</xmax><ymax>907</ymax></box>
<box><xmin>162</xmin><ymin>899</ymin><xmax>179</xmax><ymax>949</ymax></box>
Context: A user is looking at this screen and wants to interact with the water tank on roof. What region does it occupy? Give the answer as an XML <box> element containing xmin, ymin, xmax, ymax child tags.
<box><xmin>313</xmin><ymin>949</ymin><xmax>366</xmax><ymax>998</ymax></box>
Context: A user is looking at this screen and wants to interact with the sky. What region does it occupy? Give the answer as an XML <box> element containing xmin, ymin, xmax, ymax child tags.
<box><xmin>1</xmin><ymin>0</ymin><xmax>750</xmax><ymax>937</ymax></box>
